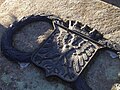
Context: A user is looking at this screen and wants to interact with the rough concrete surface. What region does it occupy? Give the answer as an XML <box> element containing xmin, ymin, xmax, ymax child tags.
<box><xmin>0</xmin><ymin>0</ymin><xmax>120</xmax><ymax>90</ymax></box>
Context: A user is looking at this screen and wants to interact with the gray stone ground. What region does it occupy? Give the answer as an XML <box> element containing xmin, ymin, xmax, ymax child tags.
<box><xmin>0</xmin><ymin>0</ymin><xmax>120</xmax><ymax>90</ymax></box>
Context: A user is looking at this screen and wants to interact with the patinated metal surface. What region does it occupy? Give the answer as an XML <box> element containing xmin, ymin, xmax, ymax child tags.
<box><xmin>32</xmin><ymin>24</ymin><xmax>100</xmax><ymax>82</ymax></box>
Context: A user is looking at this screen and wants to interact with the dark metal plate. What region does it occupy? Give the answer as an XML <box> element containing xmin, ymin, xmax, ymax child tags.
<box><xmin>32</xmin><ymin>26</ymin><xmax>100</xmax><ymax>82</ymax></box>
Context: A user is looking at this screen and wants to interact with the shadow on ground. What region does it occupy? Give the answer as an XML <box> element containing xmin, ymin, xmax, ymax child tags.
<box><xmin>102</xmin><ymin>0</ymin><xmax>120</xmax><ymax>8</ymax></box>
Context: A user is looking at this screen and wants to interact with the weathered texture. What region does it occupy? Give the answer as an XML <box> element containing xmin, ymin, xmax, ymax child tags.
<box><xmin>0</xmin><ymin>0</ymin><xmax>120</xmax><ymax>90</ymax></box>
<box><xmin>0</xmin><ymin>0</ymin><xmax>4</xmax><ymax>6</ymax></box>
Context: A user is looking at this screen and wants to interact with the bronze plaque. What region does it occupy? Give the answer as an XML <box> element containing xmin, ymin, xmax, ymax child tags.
<box><xmin>32</xmin><ymin>26</ymin><xmax>99</xmax><ymax>82</ymax></box>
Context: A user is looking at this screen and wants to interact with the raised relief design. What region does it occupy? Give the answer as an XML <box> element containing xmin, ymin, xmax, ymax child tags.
<box><xmin>32</xmin><ymin>27</ymin><xmax>99</xmax><ymax>82</ymax></box>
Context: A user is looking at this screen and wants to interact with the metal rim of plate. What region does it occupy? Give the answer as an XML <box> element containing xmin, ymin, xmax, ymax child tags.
<box><xmin>1</xmin><ymin>14</ymin><xmax>57</xmax><ymax>62</ymax></box>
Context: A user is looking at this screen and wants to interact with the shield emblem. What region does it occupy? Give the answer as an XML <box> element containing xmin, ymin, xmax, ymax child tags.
<box><xmin>31</xmin><ymin>23</ymin><xmax>100</xmax><ymax>82</ymax></box>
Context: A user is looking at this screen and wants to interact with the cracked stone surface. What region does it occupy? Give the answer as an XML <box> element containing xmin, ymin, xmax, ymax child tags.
<box><xmin>0</xmin><ymin>0</ymin><xmax>120</xmax><ymax>90</ymax></box>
